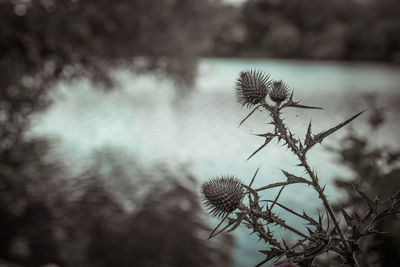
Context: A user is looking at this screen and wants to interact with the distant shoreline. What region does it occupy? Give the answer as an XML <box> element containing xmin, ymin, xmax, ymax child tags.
<box><xmin>200</xmin><ymin>56</ymin><xmax>400</xmax><ymax>67</ymax></box>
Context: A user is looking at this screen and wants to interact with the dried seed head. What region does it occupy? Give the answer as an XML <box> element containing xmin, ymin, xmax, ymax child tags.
<box><xmin>201</xmin><ymin>176</ymin><xmax>244</xmax><ymax>218</ymax></box>
<box><xmin>236</xmin><ymin>70</ymin><xmax>270</xmax><ymax>107</ymax></box>
<box><xmin>270</xmin><ymin>80</ymin><xmax>290</xmax><ymax>104</ymax></box>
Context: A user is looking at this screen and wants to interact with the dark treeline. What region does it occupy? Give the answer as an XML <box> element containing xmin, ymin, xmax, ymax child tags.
<box><xmin>209</xmin><ymin>0</ymin><xmax>400</xmax><ymax>62</ymax></box>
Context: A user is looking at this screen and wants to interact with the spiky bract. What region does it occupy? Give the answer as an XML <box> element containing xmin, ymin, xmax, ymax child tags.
<box><xmin>270</xmin><ymin>80</ymin><xmax>290</xmax><ymax>104</ymax></box>
<box><xmin>201</xmin><ymin>176</ymin><xmax>244</xmax><ymax>218</ymax></box>
<box><xmin>236</xmin><ymin>70</ymin><xmax>270</xmax><ymax>107</ymax></box>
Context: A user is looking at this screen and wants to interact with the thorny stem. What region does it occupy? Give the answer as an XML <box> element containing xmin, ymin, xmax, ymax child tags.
<box><xmin>255</xmin><ymin>179</ymin><xmax>312</xmax><ymax>191</ymax></box>
<box><xmin>362</xmin><ymin>198</ymin><xmax>400</xmax><ymax>235</ymax></box>
<box><xmin>245</xmin><ymin>212</ymin><xmax>283</xmax><ymax>249</ymax></box>
<box><xmin>262</xmin><ymin>200</ymin><xmax>320</xmax><ymax>227</ymax></box>
<box><xmin>267</xmin><ymin>106</ymin><xmax>352</xmax><ymax>254</ymax></box>
<box><xmin>243</xmin><ymin>205</ymin><xmax>313</xmax><ymax>241</ymax></box>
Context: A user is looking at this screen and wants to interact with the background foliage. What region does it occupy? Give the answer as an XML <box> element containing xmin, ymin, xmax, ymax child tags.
<box><xmin>0</xmin><ymin>0</ymin><xmax>232</xmax><ymax>266</ymax></box>
<box><xmin>210</xmin><ymin>0</ymin><xmax>400</xmax><ymax>62</ymax></box>
<box><xmin>1</xmin><ymin>0</ymin><xmax>399</xmax><ymax>266</ymax></box>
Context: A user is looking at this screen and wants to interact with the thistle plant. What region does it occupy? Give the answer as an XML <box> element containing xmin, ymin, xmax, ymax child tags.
<box><xmin>201</xmin><ymin>70</ymin><xmax>400</xmax><ymax>267</ymax></box>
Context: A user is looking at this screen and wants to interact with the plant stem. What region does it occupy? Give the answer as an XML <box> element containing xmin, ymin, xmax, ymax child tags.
<box><xmin>249</xmin><ymin>207</ymin><xmax>313</xmax><ymax>241</ymax></box>
<box><xmin>353</xmin><ymin>252</ymin><xmax>360</xmax><ymax>267</ymax></box>
<box><xmin>245</xmin><ymin>213</ymin><xmax>283</xmax><ymax>249</ymax></box>
<box><xmin>268</xmin><ymin>107</ymin><xmax>351</xmax><ymax>252</ymax></box>
<box><xmin>263</xmin><ymin>200</ymin><xmax>320</xmax><ymax>227</ymax></box>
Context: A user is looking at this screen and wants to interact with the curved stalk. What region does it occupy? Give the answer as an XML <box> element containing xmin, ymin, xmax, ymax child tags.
<box><xmin>267</xmin><ymin>106</ymin><xmax>351</xmax><ymax>253</ymax></box>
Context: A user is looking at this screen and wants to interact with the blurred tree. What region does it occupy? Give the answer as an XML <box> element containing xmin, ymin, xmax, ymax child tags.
<box><xmin>57</xmin><ymin>166</ymin><xmax>233</xmax><ymax>267</ymax></box>
<box><xmin>214</xmin><ymin>0</ymin><xmax>400</xmax><ymax>62</ymax></box>
<box><xmin>239</xmin><ymin>0</ymin><xmax>358</xmax><ymax>58</ymax></box>
<box><xmin>1</xmin><ymin>145</ymin><xmax>234</xmax><ymax>266</ymax></box>
<box><xmin>262</xmin><ymin>22</ymin><xmax>301</xmax><ymax>57</ymax></box>
<box><xmin>101</xmin><ymin>176</ymin><xmax>233</xmax><ymax>267</ymax></box>
<box><xmin>0</xmin><ymin>0</ymin><xmax>228</xmax><ymax>266</ymax></box>
<box><xmin>205</xmin><ymin>4</ymin><xmax>246</xmax><ymax>57</ymax></box>
<box><xmin>0</xmin><ymin>0</ymin><xmax>216</xmax><ymax>89</ymax></box>
<box><xmin>0</xmin><ymin>137</ymin><xmax>66</xmax><ymax>266</ymax></box>
<box><xmin>328</xmin><ymin>98</ymin><xmax>400</xmax><ymax>266</ymax></box>
<box><xmin>0</xmin><ymin>0</ymin><xmax>219</xmax><ymax>163</ymax></box>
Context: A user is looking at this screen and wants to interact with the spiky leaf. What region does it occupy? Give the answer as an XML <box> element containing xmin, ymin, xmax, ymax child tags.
<box><xmin>281</xmin><ymin>170</ymin><xmax>311</xmax><ymax>184</ymax></box>
<box><xmin>247</xmin><ymin>136</ymin><xmax>275</xmax><ymax>161</ymax></box>
<box><xmin>313</xmin><ymin>111</ymin><xmax>365</xmax><ymax>144</ymax></box>
<box><xmin>341</xmin><ymin>208</ymin><xmax>353</xmax><ymax>227</ymax></box>
<box><xmin>239</xmin><ymin>104</ymin><xmax>261</xmax><ymax>127</ymax></box>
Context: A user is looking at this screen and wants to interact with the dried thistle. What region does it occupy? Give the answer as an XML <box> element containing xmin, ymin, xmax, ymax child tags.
<box><xmin>236</xmin><ymin>70</ymin><xmax>270</xmax><ymax>107</ymax></box>
<box><xmin>201</xmin><ymin>70</ymin><xmax>400</xmax><ymax>267</ymax></box>
<box><xmin>201</xmin><ymin>176</ymin><xmax>244</xmax><ymax>218</ymax></box>
<box><xmin>269</xmin><ymin>80</ymin><xmax>289</xmax><ymax>104</ymax></box>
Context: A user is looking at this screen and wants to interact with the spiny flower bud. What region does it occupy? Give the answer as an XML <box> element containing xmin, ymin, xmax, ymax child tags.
<box><xmin>201</xmin><ymin>176</ymin><xmax>244</xmax><ymax>218</ymax></box>
<box><xmin>236</xmin><ymin>70</ymin><xmax>270</xmax><ymax>107</ymax></box>
<box><xmin>270</xmin><ymin>80</ymin><xmax>290</xmax><ymax>104</ymax></box>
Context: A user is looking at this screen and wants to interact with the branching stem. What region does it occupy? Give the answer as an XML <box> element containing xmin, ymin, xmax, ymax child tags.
<box><xmin>267</xmin><ymin>106</ymin><xmax>352</xmax><ymax>253</ymax></box>
<box><xmin>247</xmin><ymin>206</ymin><xmax>313</xmax><ymax>241</ymax></box>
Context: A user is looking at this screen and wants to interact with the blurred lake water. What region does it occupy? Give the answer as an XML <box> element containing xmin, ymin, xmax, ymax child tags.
<box><xmin>30</xmin><ymin>58</ymin><xmax>400</xmax><ymax>267</ymax></box>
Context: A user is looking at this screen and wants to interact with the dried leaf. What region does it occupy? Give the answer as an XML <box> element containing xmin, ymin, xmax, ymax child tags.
<box><xmin>362</xmin><ymin>210</ymin><xmax>373</xmax><ymax>223</ymax></box>
<box><xmin>208</xmin><ymin>213</ymin><xmax>230</xmax><ymax>239</ymax></box>
<box><xmin>306</xmin><ymin>227</ymin><xmax>315</xmax><ymax>236</ymax></box>
<box><xmin>301</xmin><ymin>210</ymin><xmax>320</xmax><ymax>227</ymax></box>
<box><xmin>239</xmin><ymin>105</ymin><xmax>261</xmax><ymax>127</ymax></box>
<box><xmin>227</xmin><ymin>212</ymin><xmax>247</xmax><ymax>232</ymax></box>
<box><xmin>353</xmin><ymin>185</ymin><xmax>375</xmax><ymax>214</ymax></box>
<box><xmin>341</xmin><ymin>208</ymin><xmax>353</xmax><ymax>227</ymax></box>
<box><xmin>313</xmin><ymin>111</ymin><xmax>365</xmax><ymax>144</ymax></box>
<box><xmin>281</xmin><ymin>170</ymin><xmax>311</xmax><ymax>184</ymax></box>
<box><xmin>252</xmin><ymin>132</ymin><xmax>277</xmax><ymax>138</ymax></box>
<box><xmin>257</xmin><ymin>247</ymin><xmax>283</xmax><ymax>266</ymax></box>
<box><xmin>282</xmin><ymin>238</ymin><xmax>289</xmax><ymax>250</ymax></box>
<box><xmin>288</xmin><ymin>91</ymin><xmax>294</xmax><ymax>103</ymax></box>
<box><xmin>304</xmin><ymin>120</ymin><xmax>314</xmax><ymax>147</ymax></box>
<box><xmin>281</xmin><ymin>92</ymin><xmax>322</xmax><ymax>110</ymax></box>
<box><xmin>269</xmin><ymin>185</ymin><xmax>286</xmax><ymax>212</ymax></box>
<box><xmin>318</xmin><ymin>210</ymin><xmax>323</xmax><ymax>225</ymax></box>
<box><xmin>321</xmin><ymin>185</ymin><xmax>326</xmax><ymax>193</ymax></box>
<box><xmin>287</xmin><ymin>102</ymin><xmax>323</xmax><ymax>110</ymax></box>
<box><xmin>247</xmin><ymin>136</ymin><xmax>274</xmax><ymax>161</ymax></box>
<box><xmin>243</xmin><ymin>221</ymin><xmax>253</xmax><ymax>229</ymax></box>
<box><xmin>248</xmin><ymin>166</ymin><xmax>260</xmax><ymax>188</ymax></box>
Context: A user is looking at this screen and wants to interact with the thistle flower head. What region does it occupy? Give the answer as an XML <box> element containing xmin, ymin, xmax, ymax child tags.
<box><xmin>236</xmin><ymin>70</ymin><xmax>270</xmax><ymax>107</ymax></box>
<box><xmin>201</xmin><ymin>176</ymin><xmax>244</xmax><ymax>218</ymax></box>
<box><xmin>270</xmin><ymin>80</ymin><xmax>290</xmax><ymax>104</ymax></box>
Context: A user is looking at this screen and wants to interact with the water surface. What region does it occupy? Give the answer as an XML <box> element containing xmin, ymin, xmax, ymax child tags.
<box><xmin>30</xmin><ymin>58</ymin><xmax>400</xmax><ymax>266</ymax></box>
